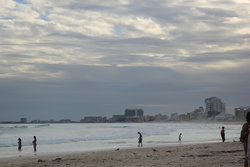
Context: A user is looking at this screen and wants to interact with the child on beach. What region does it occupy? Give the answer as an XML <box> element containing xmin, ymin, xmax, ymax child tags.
<box><xmin>221</xmin><ymin>127</ymin><xmax>225</xmax><ymax>142</ymax></box>
<box><xmin>240</xmin><ymin>112</ymin><xmax>250</xmax><ymax>167</ymax></box>
<box><xmin>138</xmin><ymin>132</ymin><xmax>143</xmax><ymax>147</ymax></box>
<box><xmin>32</xmin><ymin>136</ymin><xmax>37</xmax><ymax>152</ymax></box>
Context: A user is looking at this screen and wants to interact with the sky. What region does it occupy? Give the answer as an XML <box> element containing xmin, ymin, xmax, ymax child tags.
<box><xmin>0</xmin><ymin>0</ymin><xmax>250</xmax><ymax>121</ymax></box>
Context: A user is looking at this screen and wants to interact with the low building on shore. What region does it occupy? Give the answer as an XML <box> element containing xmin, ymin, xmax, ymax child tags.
<box><xmin>214</xmin><ymin>113</ymin><xmax>234</xmax><ymax>121</ymax></box>
<box><xmin>80</xmin><ymin>116</ymin><xmax>107</xmax><ymax>123</ymax></box>
<box><xmin>110</xmin><ymin>115</ymin><xmax>126</xmax><ymax>122</ymax></box>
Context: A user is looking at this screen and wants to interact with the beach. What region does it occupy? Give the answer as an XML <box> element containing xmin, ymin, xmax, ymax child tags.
<box><xmin>0</xmin><ymin>142</ymin><xmax>245</xmax><ymax>167</ymax></box>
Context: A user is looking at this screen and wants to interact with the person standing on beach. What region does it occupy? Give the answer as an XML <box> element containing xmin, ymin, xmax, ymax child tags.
<box><xmin>32</xmin><ymin>136</ymin><xmax>37</xmax><ymax>152</ymax></box>
<box><xmin>18</xmin><ymin>138</ymin><xmax>22</xmax><ymax>151</ymax></box>
<box><xmin>179</xmin><ymin>133</ymin><xmax>182</xmax><ymax>143</ymax></box>
<box><xmin>138</xmin><ymin>132</ymin><xmax>143</xmax><ymax>147</ymax></box>
<box><xmin>221</xmin><ymin>127</ymin><xmax>225</xmax><ymax>142</ymax></box>
<box><xmin>240</xmin><ymin>112</ymin><xmax>250</xmax><ymax>167</ymax></box>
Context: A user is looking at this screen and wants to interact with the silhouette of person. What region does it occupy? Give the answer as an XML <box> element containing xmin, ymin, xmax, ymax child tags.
<box><xmin>221</xmin><ymin>127</ymin><xmax>225</xmax><ymax>142</ymax></box>
<box><xmin>179</xmin><ymin>133</ymin><xmax>182</xmax><ymax>143</ymax></box>
<box><xmin>240</xmin><ymin>112</ymin><xmax>250</xmax><ymax>167</ymax></box>
<box><xmin>18</xmin><ymin>138</ymin><xmax>22</xmax><ymax>151</ymax></box>
<box><xmin>32</xmin><ymin>136</ymin><xmax>37</xmax><ymax>151</ymax></box>
<box><xmin>138</xmin><ymin>132</ymin><xmax>143</xmax><ymax>147</ymax></box>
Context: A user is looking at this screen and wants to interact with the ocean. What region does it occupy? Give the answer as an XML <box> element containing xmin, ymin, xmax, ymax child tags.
<box><xmin>0</xmin><ymin>122</ymin><xmax>242</xmax><ymax>158</ymax></box>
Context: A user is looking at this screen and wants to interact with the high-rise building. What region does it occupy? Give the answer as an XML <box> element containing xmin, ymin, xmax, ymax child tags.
<box><xmin>124</xmin><ymin>109</ymin><xmax>144</xmax><ymax>118</ymax></box>
<box><xmin>20</xmin><ymin>118</ymin><xmax>27</xmax><ymax>123</ymax></box>
<box><xmin>136</xmin><ymin>109</ymin><xmax>144</xmax><ymax>117</ymax></box>
<box><xmin>205</xmin><ymin>97</ymin><xmax>225</xmax><ymax>117</ymax></box>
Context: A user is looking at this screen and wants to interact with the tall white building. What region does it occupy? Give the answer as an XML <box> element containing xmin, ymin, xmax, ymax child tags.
<box><xmin>205</xmin><ymin>97</ymin><xmax>225</xmax><ymax>116</ymax></box>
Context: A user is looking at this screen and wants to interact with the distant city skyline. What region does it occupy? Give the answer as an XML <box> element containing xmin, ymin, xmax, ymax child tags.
<box><xmin>1</xmin><ymin>0</ymin><xmax>250</xmax><ymax>122</ymax></box>
<box><xmin>3</xmin><ymin>103</ymin><xmax>244</xmax><ymax>123</ymax></box>
<box><xmin>0</xmin><ymin>98</ymin><xmax>247</xmax><ymax>122</ymax></box>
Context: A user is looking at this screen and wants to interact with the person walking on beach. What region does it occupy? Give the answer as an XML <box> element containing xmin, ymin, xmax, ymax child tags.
<box><xmin>179</xmin><ymin>133</ymin><xmax>182</xmax><ymax>143</ymax></box>
<box><xmin>221</xmin><ymin>127</ymin><xmax>225</xmax><ymax>142</ymax></box>
<box><xmin>32</xmin><ymin>136</ymin><xmax>37</xmax><ymax>152</ymax></box>
<box><xmin>18</xmin><ymin>138</ymin><xmax>22</xmax><ymax>151</ymax></box>
<box><xmin>240</xmin><ymin>112</ymin><xmax>250</xmax><ymax>167</ymax></box>
<box><xmin>138</xmin><ymin>132</ymin><xmax>143</xmax><ymax>147</ymax></box>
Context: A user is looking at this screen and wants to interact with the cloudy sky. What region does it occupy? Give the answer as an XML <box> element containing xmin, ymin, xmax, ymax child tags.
<box><xmin>0</xmin><ymin>0</ymin><xmax>250</xmax><ymax>121</ymax></box>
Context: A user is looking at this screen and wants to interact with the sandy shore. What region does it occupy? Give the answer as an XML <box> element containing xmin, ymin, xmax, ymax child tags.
<box><xmin>0</xmin><ymin>142</ymin><xmax>246</xmax><ymax>167</ymax></box>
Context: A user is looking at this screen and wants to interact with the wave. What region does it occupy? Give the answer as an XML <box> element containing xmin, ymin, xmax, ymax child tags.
<box><xmin>108</xmin><ymin>141</ymin><xmax>127</xmax><ymax>144</ymax></box>
<box><xmin>0</xmin><ymin>125</ymin><xmax>28</xmax><ymax>134</ymax></box>
<box><xmin>0</xmin><ymin>123</ymin><xmax>242</xmax><ymax>149</ymax></box>
<box><xmin>34</xmin><ymin>124</ymin><xmax>50</xmax><ymax>128</ymax></box>
<box><xmin>0</xmin><ymin>125</ymin><xmax>28</xmax><ymax>129</ymax></box>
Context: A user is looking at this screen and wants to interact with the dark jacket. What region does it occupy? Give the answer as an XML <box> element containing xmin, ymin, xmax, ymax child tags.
<box><xmin>241</xmin><ymin>122</ymin><xmax>250</xmax><ymax>143</ymax></box>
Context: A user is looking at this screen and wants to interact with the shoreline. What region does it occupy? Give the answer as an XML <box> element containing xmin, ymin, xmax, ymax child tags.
<box><xmin>0</xmin><ymin>122</ymin><xmax>243</xmax><ymax>160</ymax></box>
<box><xmin>0</xmin><ymin>139</ymin><xmax>239</xmax><ymax>160</ymax></box>
<box><xmin>0</xmin><ymin>120</ymin><xmax>245</xmax><ymax>124</ymax></box>
<box><xmin>0</xmin><ymin>142</ymin><xmax>245</xmax><ymax>167</ymax></box>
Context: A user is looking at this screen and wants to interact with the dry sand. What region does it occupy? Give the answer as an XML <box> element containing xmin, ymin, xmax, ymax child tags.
<box><xmin>0</xmin><ymin>142</ymin><xmax>246</xmax><ymax>167</ymax></box>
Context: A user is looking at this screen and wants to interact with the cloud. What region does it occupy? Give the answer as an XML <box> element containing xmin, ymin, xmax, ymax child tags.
<box><xmin>0</xmin><ymin>0</ymin><xmax>250</xmax><ymax>121</ymax></box>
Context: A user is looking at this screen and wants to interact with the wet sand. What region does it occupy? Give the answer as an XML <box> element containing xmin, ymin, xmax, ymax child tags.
<box><xmin>0</xmin><ymin>142</ymin><xmax>245</xmax><ymax>167</ymax></box>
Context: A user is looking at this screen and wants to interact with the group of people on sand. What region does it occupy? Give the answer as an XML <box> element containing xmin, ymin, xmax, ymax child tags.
<box><xmin>17</xmin><ymin>136</ymin><xmax>37</xmax><ymax>152</ymax></box>
<box><xmin>137</xmin><ymin>132</ymin><xmax>184</xmax><ymax>148</ymax></box>
<box><xmin>138</xmin><ymin>126</ymin><xmax>226</xmax><ymax>148</ymax></box>
<box><xmin>15</xmin><ymin>117</ymin><xmax>250</xmax><ymax>166</ymax></box>
<box><xmin>138</xmin><ymin>129</ymin><xmax>224</xmax><ymax>148</ymax></box>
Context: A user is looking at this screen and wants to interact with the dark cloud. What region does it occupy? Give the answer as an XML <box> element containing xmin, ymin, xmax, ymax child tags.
<box><xmin>1</xmin><ymin>64</ymin><xmax>250</xmax><ymax>121</ymax></box>
<box><xmin>197</xmin><ymin>7</ymin><xmax>238</xmax><ymax>18</ymax></box>
<box><xmin>183</xmin><ymin>49</ymin><xmax>250</xmax><ymax>62</ymax></box>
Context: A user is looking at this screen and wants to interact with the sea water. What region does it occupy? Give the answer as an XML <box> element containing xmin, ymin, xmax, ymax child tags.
<box><xmin>0</xmin><ymin>122</ymin><xmax>242</xmax><ymax>158</ymax></box>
